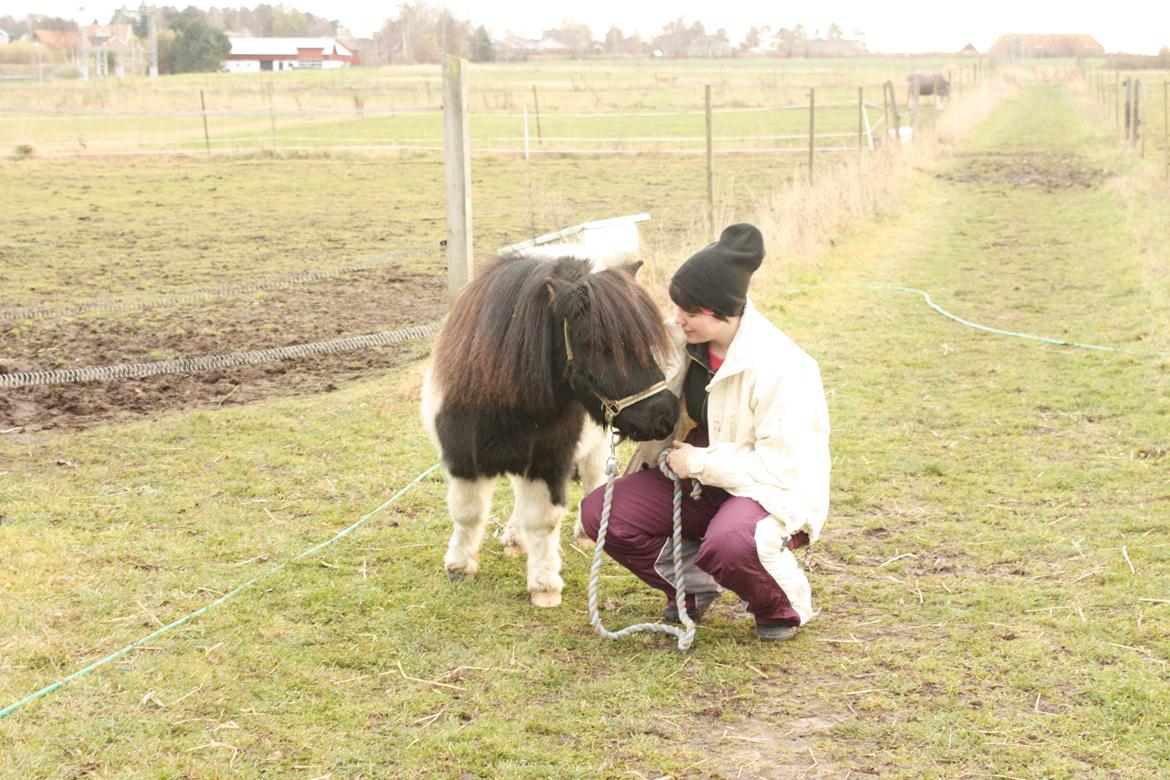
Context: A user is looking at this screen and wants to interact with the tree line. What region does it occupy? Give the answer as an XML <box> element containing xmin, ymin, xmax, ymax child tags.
<box><xmin>368</xmin><ymin>7</ymin><xmax>868</xmax><ymax>64</ymax></box>
<box><xmin>4</xmin><ymin>5</ymin><xmax>338</xmax><ymax>73</ymax></box>
<box><xmin>3</xmin><ymin>3</ymin><xmax>868</xmax><ymax>72</ymax></box>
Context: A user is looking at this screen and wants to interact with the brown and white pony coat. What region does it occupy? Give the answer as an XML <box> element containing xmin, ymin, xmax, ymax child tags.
<box><xmin>422</xmin><ymin>255</ymin><xmax>678</xmax><ymax>606</ymax></box>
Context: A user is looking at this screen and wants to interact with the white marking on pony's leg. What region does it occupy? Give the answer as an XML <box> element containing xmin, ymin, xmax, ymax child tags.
<box><xmin>512</xmin><ymin>478</ymin><xmax>565</xmax><ymax>607</ymax></box>
<box><xmin>571</xmin><ymin>420</ymin><xmax>608</xmax><ymax>548</ymax></box>
<box><xmin>444</xmin><ymin>476</ymin><xmax>494</xmax><ymax>581</ymax></box>
<box><xmin>500</xmin><ymin>475</ymin><xmax>525</xmax><ymax>558</ymax></box>
<box><xmin>419</xmin><ymin>364</ymin><xmax>441</xmax><ymax>447</ymax></box>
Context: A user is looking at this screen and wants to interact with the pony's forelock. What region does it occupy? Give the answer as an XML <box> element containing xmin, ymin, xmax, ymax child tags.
<box><xmin>433</xmin><ymin>256</ymin><xmax>667</xmax><ymax>413</ymax></box>
<box><xmin>580</xmin><ymin>268</ymin><xmax>669</xmax><ymax>378</ymax></box>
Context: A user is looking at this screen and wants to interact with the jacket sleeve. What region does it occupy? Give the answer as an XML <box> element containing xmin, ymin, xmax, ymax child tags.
<box><xmin>686</xmin><ymin>364</ymin><xmax>830</xmax><ymax>533</ymax></box>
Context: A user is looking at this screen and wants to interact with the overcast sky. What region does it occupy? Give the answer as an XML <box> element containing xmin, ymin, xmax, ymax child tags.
<box><xmin>6</xmin><ymin>1</ymin><xmax>1169</xmax><ymax>54</ymax></box>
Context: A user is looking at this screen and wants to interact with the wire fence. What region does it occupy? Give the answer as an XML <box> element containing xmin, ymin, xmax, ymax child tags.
<box><xmin>1</xmin><ymin>68</ymin><xmax>971</xmax><ymax>390</ymax></box>
<box><xmin>0</xmin><ymin>321</ymin><xmax>441</xmax><ymax>389</ymax></box>
<box><xmin>5</xmin><ymin>89</ymin><xmax>929</xmax><ymax>160</ymax></box>
<box><xmin>0</xmin><ymin>242</ymin><xmax>441</xmax><ymax>323</ymax></box>
<box><xmin>1086</xmin><ymin>66</ymin><xmax>1170</xmax><ymax>177</ymax></box>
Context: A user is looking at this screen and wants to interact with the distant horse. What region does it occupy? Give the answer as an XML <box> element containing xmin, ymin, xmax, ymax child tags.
<box><xmin>422</xmin><ymin>255</ymin><xmax>679</xmax><ymax>607</ymax></box>
<box><xmin>907</xmin><ymin>71</ymin><xmax>951</xmax><ymax>101</ymax></box>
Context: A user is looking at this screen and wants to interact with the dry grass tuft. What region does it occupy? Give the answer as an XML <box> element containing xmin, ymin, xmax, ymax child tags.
<box><xmin>636</xmin><ymin>82</ymin><xmax>1013</xmax><ymax>298</ymax></box>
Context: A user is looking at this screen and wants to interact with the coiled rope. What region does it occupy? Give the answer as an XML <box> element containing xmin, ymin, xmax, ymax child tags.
<box><xmin>0</xmin><ymin>322</ymin><xmax>441</xmax><ymax>389</ymax></box>
<box><xmin>587</xmin><ymin>432</ymin><xmax>700</xmax><ymax>652</ymax></box>
<box><xmin>0</xmin><ymin>463</ymin><xmax>441</xmax><ymax>720</ymax></box>
<box><xmin>0</xmin><ymin>244</ymin><xmax>439</xmax><ymax>323</ymax></box>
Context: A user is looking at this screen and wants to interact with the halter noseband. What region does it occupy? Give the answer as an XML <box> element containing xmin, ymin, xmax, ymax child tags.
<box><xmin>563</xmin><ymin>320</ymin><xmax>670</xmax><ymax>426</ymax></box>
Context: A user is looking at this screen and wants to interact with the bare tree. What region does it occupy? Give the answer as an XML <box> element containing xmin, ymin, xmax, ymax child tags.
<box><xmin>604</xmin><ymin>25</ymin><xmax>625</xmax><ymax>55</ymax></box>
<box><xmin>374</xmin><ymin>2</ymin><xmax>471</xmax><ymax>64</ymax></box>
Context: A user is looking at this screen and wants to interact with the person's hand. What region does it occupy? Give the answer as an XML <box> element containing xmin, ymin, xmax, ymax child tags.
<box><xmin>667</xmin><ymin>440</ymin><xmax>695</xmax><ymax>479</ymax></box>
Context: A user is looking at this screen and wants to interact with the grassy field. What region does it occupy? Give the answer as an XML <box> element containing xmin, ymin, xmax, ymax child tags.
<box><xmin>1084</xmin><ymin>67</ymin><xmax>1170</xmax><ymax>172</ymax></box>
<box><xmin>3</xmin><ymin>73</ymin><xmax>1170</xmax><ymax>778</ymax></box>
<box><xmin>0</xmin><ymin>58</ymin><xmax>979</xmax><ymax>157</ymax></box>
<box><xmin>0</xmin><ymin>59</ymin><xmax>991</xmax><ymax>311</ymax></box>
<box><xmin>0</xmin><ymin>150</ymin><xmax>851</xmax><ymax>308</ymax></box>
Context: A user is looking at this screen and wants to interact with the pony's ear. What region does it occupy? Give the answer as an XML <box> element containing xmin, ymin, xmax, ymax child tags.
<box><xmin>617</xmin><ymin>260</ymin><xmax>644</xmax><ymax>278</ymax></box>
<box><xmin>546</xmin><ymin>275</ymin><xmax>590</xmax><ymax>320</ymax></box>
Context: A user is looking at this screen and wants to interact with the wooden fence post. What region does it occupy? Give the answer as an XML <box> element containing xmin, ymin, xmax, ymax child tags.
<box><xmin>1124</xmin><ymin>77</ymin><xmax>1132</xmax><ymax>142</ymax></box>
<box><xmin>910</xmin><ymin>79</ymin><xmax>920</xmax><ymax>137</ymax></box>
<box><xmin>883</xmin><ymin>81</ymin><xmax>901</xmax><ymax>146</ymax></box>
<box><xmin>443</xmin><ymin>55</ymin><xmax>473</xmax><ymax>302</ymax></box>
<box><xmin>1137</xmin><ymin>79</ymin><xmax>1145</xmax><ymax>156</ymax></box>
<box><xmin>883</xmin><ymin>82</ymin><xmax>890</xmax><ymax>142</ymax></box>
<box><xmin>531</xmin><ymin>84</ymin><xmax>543</xmax><ymax>146</ymax></box>
<box><xmin>808</xmin><ymin>88</ymin><xmax>815</xmax><ymax>186</ymax></box>
<box><xmin>705</xmin><ymin>84</ymin><xmax>715</xmax><ymax>238</ymax></box>
<box><xmin>861</xmin><ymin>87</ymin><xmax>870</xmax><ymax>159</ymax></box>
<box><xmin>199</xmin><ymin>89</ymin><xmax>211</xmax><ymax>156</ymax></box>
<box><xmin>523</xmin><ymin>105</ymin><xmax>530</xmax><ymax>162</ymax></box>
<box><xmin>267</xmin><ymin>77</ymin><xmax>277</xmax><ymax>149</ymax></box>
<box><xmin>1115</xmin><ymin>71</ymin><xmax>1120</xmax><ymax>137</ymax></box>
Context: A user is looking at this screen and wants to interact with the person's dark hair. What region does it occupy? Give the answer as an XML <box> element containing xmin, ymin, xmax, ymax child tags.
<box><xmin>669</xmin><ymin>281</ymin><xmax>734</xmax><ymax>321</ymax></box>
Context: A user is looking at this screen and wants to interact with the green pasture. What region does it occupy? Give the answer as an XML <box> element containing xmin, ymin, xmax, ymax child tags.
<box><xmin>0</xmin><ymin>104</ymin><xmax>875</xmax><ymax>155</ymax></box>
<box><xmin>3</xmin><ymin>80</ymin><xmax>1169</xmax><ymax>777</ymax></box>
<box><xmin>0</xmin><ymin>58</ymin><xmax>968</xmax><ymax>155</ymax></box>
<box><xmin>0</xmin><ymin>149</ymin><xmax>840</xmax><ymax>309</ymax></box>
<box><xmin>1</xmin><ymin>130</ymin><xmax>896</xmax><ymax>311</ymax></box>
<box><xmin>1083</xmin><ymin>68</ymin><xmax>1170</xmax><ymax>164</ymax></box>
<box><xmin>0</xmin><ymin>56</ymin><xmax>981</xmax><ymax>111</ymax></box>
<box><xmin>0</xmin><ymin>58</ymin><xmax>969</xmax><ymax>310</ymax></box>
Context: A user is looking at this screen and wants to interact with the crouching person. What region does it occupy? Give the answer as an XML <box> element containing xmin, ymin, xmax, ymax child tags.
<box><xmin>580</xmin><ymin>224</ymin><xmax>830</xmax><ymax>641</ymax></box>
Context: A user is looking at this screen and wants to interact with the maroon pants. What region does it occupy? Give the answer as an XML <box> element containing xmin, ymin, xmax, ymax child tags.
<box><xmin>580</xmin><ymin>429</ymin><xmax>807</xmax><ymax>627</ymax></box>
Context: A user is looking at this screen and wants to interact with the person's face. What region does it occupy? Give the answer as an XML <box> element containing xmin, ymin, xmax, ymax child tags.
<box><xmin>674</xmin><ymin>306</ymin><xmax>727</xmax><ymax>344</ymax></box>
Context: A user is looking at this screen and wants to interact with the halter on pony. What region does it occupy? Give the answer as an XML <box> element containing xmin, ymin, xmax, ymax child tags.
<box><xmin>562</xmin><ymin>320</ymin><xmax>671</xmax><ymax>426</ymax></box>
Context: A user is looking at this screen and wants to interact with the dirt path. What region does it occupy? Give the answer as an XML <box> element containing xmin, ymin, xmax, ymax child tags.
<box><xmin>685</xmin><ymin>84</ymin><xmax>1170</xmax><ymax>778</ymax></box>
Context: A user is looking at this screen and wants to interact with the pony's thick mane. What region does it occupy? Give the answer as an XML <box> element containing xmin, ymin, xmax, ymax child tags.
<box><xmin>433</xmin><ymin>255</ymin><xmax>668</xmax><ymax>413</ymax></box>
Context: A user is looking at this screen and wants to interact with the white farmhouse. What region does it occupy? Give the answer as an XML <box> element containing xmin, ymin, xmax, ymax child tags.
<box><xmin>224</xmin><ymin>37</ymin><xmax>357</xmax><ymax>73</ymax></box>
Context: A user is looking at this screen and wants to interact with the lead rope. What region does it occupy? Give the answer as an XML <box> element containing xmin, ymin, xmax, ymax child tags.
<box><xmin>587</xmin><ymin>427</ymin><xmax>702</xmax><ymax>651</ymax></box>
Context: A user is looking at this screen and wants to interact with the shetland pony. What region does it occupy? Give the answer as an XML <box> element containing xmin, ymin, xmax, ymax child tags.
<box><xmin>422</xmin><ymin>255</ymin><xmax>678</xmax><ymax>606</ymax></box>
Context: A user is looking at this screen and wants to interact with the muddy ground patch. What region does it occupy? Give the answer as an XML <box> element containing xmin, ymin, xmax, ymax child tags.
<box><xmin>0</xmin><ymin>267</ymin><xmax>444</xmax><ymax>431</ymax></box>
<box><xmin>937</xmin><ymin>151</ymin><xmax>1111</xmax><ymax>190</ymax></box>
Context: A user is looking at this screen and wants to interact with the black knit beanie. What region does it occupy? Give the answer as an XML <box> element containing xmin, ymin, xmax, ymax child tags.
<box><xmin>671</xmin><ymin>223</ymin><xmax>764</xmax><ymax>316</ymax></box>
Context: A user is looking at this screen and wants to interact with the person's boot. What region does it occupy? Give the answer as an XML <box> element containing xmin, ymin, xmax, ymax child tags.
<box><xmin>754</xmin><ymin>623</ymin><xmax>799</xmax><ymax>641</ymax></box>
<box><xmin>662</xmin><ymin>591</ymin><xmax>719</xmax><ymax>624</ymax></box>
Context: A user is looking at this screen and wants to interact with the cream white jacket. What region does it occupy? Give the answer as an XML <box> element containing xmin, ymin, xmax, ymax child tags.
<box><xmin>628</xmin><ymin>299</ymin><xmax>831</xmax><ymax>623</ymax></box>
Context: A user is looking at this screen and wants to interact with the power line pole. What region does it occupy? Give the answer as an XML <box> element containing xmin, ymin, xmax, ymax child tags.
<box><xmin>149</xmin><ymin>10</ymin><xmax>158</xmax><ymax>77</ymax></box>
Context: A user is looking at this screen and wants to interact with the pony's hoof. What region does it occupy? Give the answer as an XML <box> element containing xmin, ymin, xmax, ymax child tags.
<box><xmin>502</xmin><ymin>541</ymin><xmax>524</xmax><ymax>558</ymax></box>
<box><xmin>445</xmin><ymin>567</ymin><xmax>474</xmax><ymax>582</ymax></box>
<box><xmin>530</xmin><ymin>590</ymin><xmax>562</xmax><ymax>608</ymax></box>
<box><xmin>574</xmin><ymin>535</ymin><xmax>595</xmax><ymax>551</ymax></box>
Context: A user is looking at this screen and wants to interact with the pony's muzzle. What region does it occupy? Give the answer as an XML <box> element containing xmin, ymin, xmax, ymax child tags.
<box><xmin>615</xmin><ymin>389</ymin><xmax>679</xmax><ymax>442</ymax></box>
